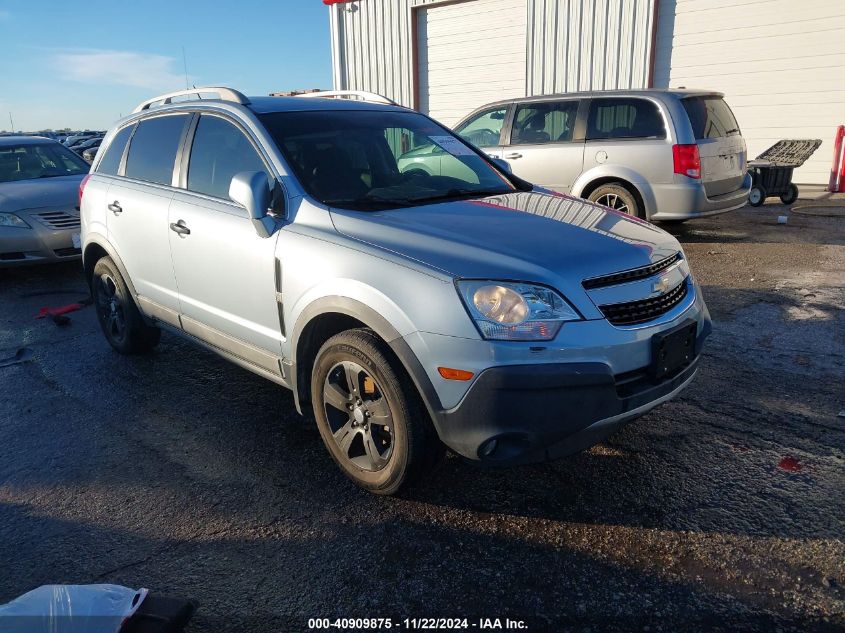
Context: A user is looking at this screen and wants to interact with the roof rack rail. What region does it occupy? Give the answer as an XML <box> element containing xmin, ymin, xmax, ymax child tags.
<box><xmin>132</xmin><ymin>86</ymin><xmax>250</xmax><ymax>113</ymax></box>
<box><xmin>294</xmin><ymin>90</ymin><xmax>398</xmax><ymax>106</ymax></box>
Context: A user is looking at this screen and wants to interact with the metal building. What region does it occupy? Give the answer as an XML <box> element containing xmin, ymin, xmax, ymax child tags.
<box><xmin>328</xmin><ymin>0</ymin><xmax>845</xmax><ymax>183</ymax></box>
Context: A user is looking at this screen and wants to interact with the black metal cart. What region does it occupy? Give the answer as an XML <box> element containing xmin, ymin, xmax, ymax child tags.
<box><xmin>747</xmin><ymin>139</ymin><xmax>822</xmax><ymax>206</ymax></box>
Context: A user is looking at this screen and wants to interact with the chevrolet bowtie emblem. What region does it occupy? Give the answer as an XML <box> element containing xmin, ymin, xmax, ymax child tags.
<box><xmin>652</xmin><ymin>276</ymin><xmax>671</xmax><ymax>294</ymax></box>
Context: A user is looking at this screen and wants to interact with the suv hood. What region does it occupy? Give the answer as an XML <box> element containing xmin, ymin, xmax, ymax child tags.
<box><xmin>0</xmin><ymin>175</ymin><xmax>84</xmax><ymax>213</ymax></box>
<box><xmin>330</xmin><ymin>191</ymin><xmax>680</xmax><ymax>303</ymax></box>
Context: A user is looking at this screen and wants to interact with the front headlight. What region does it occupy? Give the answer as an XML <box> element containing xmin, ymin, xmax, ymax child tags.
<box><xmin>0</xmin><ymin>213</ymin><xmax>30</xmax><ymax>229</ymax></box>
<box><xmin>457</xmin><ymin>280</ymin><xmax>581</xmax><ymax>341</ymax></box>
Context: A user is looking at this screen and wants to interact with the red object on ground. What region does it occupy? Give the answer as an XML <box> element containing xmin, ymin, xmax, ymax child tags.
<box><xmin>778</xmin><ymin>456</ymin><xmax>802</xmax><ymax>472</ymax></box>
<box><xmin>36</xmin><ymin>303</ymin><xmax>86</xmax><ymax>319</ymax></box>
<box><xmin>829</xmin><ymin>125</ymin><xmax>844</xmax><ymax>192</ymax></box>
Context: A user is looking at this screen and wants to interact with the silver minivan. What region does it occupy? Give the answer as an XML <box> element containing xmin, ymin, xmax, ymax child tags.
<box><xmin>402</xmin><ymin>90</ymin><xmax>750</xmax><ymax>222</ymax></box>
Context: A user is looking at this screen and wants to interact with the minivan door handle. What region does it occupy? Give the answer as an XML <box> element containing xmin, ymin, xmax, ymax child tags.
<box><xmin>505</xmin><ymin>152</ymin><xmax>523</xmax><ymax>159</ymax></box>
<box><xmin>107</xmin><ymin>201</ymin><xmax>122</xmax><ymax>215</ymax></box>
<box><xmin>169</xmin><ymin>220</ymin><xmax>191</xmax><ymax>237</ymax></box>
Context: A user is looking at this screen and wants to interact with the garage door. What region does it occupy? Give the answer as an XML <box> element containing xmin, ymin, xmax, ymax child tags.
<box><xmin>654</xmin><ymin>0</ymin><xmax>845</xmax><ymax>184</ymax></box>
<box><xmin>417</xmin><ymin>0</ymin><xmax>527</xmax><ymax>127</ymax></box>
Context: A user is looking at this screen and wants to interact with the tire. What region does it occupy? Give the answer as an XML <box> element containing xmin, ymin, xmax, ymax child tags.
<box><xmin>780</xmin><ymin>183</ymin><xmax>798</xmax><ymax>205</ymax></box>
<box><xmin>92</xmin><ymin>256</ymin><xmax>160</xmax><ymax>354</ymax></box>
<box><xmin>310</xmin><ymin>328</ymin><xmax>442</xmax><ymax>495</ymax></box>
<box><xmin>587</xmin><ymin>183</ymin><xmax>642</xmax><ymax>219</ymax></box>
<box><xmin>748</xmin><ymin>186</ymin><xmax>766</xmax><ymax>207</ymax></box>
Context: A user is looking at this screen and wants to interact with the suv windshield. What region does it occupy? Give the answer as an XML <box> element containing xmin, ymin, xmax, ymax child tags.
<box><xmin>259</xmin><ymin>110</ymin><xmax>515</xmax><ymax>210</ymax></box>
<box><xmin>0</xmin><ymin>143</ymin><xmax>89</xmax><ymax>183</ymax></box>
<box><xmin>682</xmin><ymin>97</ymin><xmax>741</xmax><ymax>140</ymax></box>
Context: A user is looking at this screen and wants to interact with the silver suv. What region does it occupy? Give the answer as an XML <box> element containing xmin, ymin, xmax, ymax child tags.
<box><xmin>421</xmin><ymin>89</ymin><xmax>750</xmax><ymax>222</ymax></box>
<box><xmin>81</xmin><ymin>87</ymin><xmax>712</xmax><ymax>494</ymax></box>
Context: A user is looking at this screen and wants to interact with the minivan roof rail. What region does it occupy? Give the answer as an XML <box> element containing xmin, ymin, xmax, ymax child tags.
<box><xmin>132</xmin><ymin>87</ymin><xmax>251</xmax><ymax>113</ymax></box>
<box><xmin>294</xmin><ymin>90</ymin><xmax>398</xmax><ymax>106</ymax></box>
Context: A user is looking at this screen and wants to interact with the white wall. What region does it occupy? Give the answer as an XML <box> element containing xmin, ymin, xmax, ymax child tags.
<box><xmin>654</xmin><ymin>0</ymin><xmax>845</xmax><ymax>184</ymax></box>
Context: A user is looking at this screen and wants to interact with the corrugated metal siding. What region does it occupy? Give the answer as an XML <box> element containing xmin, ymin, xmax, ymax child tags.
<box><xmin>331</xmin><ymin>0</ymin><xmax>438</xmax><ymax>107</ymax></box>
<box><xmin>330</xmin><ymin>0</ymin><xmax>654</xmax><ymax>109</ymax></box>
<box><xmin>653</xmin><ymin>0</ymin><xmax>844</xmax><ymax>184</ymax></box>
<box><xmin>526</xmin><ymin>0</ymin><xmax>655</xmax><ymax>95</ymax></box>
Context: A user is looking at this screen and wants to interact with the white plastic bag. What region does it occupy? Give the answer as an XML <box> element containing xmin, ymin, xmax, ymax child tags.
<box><xmin>0</xmin><ymin>584</ymin><xmax>147</xmax><ymax>633</ymax></box>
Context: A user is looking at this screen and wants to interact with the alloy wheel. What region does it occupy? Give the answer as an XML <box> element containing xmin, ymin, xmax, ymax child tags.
<box><xmin>595</xmin><ymin>192</ymin><xmax>631</xmax><ymax>214</ymax></box>
<box><xmin>95</xmin><ymin>273</ymin><xmax>127</xmax><ymax>342</ymax></box>
<box><xmin>323</xmin><ymin>360</ymin><xmax>394</xmax><ymax>472</ymax></box>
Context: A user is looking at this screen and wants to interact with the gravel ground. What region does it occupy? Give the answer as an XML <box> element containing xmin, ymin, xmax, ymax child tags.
<box><xmin>0</xmin><ymin>202</ymin><xmax>843</xmax><ymax>632</ymax></box>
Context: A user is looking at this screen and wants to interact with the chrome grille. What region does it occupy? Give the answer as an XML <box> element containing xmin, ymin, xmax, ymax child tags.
<box><xmin>599</xmin><ymin>279</ymin><xmax>689</xmax><ymax>326</ymax></box>
<box><xmin>583</xmin><ymin>252</ymin><xmax>682</xmax><ymax>290</ymax></box>
<box><xmin>36</xmin><ymin>211</ymin><xmax>80</xmax><ymax>230</ymax></box>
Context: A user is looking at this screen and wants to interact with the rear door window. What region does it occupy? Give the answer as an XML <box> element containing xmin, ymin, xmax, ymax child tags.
<box><xmin>682</xmin><ymin>97</ymin><xmax>741</xmax><ymax>139</ymax></box>
<box><xmin>124</xmin><ymin>114</ymin><xmax>190</xmax><ymax>185</ymax></box>
<box><xmin>187</xmin><ymin>115</ymin><xmax>269</xmax><ymax>199</ymax></box>
<box><xmin>587</xmin><ymin>98</ymin><xmax>665</xmax><ymax>140</ymax></box>
<box><xmin>511</xmin><ymin>101</ymin><xmax>579</xmax><ymax>144</ymax></box>
<box><xmin>96</xmin><ymin>125</ymin><xmax>134</xmax><ymax>176</ymax></box>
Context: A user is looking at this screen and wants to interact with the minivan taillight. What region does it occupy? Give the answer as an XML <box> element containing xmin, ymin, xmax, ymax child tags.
<box><xmin>673</xmin><ymin>144</ymin><xmax>701</xmax><ymax>179</ymax></box>
<box><xmin>78</xmin><ymin>174</ymin><xmax>91</xmax><ymax>209</ymax></box>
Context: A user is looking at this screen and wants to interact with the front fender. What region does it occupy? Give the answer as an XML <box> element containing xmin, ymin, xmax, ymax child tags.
<box><xmin>571</xmin><ymin>165</ymin><xmax>658</xmax><ymax>219</ymax></box>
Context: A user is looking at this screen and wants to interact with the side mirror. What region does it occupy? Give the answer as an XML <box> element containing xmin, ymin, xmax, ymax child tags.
<box><xmin>229</xmin><ymin>171</ymin><xmax>274</xmax><ymax>238</ymax></box>
<box><xmin>491</xmin><ymin>157</ymin><xmax>512</xmax><ymax>174</ymax></box>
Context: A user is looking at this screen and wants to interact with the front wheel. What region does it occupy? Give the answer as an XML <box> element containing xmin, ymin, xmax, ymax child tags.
<box><xmin>587</xmin><ymin>183</ymin><xmax>642</xmax><ymax>219</ymax></box>
<box><xmin>748</xmin><ymin>185</ymin><xmax>766</xmax><ymax>207</ymax></box>
<box><xmin>92</xmin><ymin>256</ymin><xmax>160</xmax><ymax>354</ymax></box>
<box><xmin>311</xmin><ymin>328</ymin><xmax>442</xmax><ymax>494</ymax></box>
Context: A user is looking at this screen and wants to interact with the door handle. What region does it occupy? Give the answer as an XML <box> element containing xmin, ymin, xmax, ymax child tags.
<box><xmin>107</xmin><ymin>201</ymin><xmax>122</xmax><ymax>214</ymax></box>
<box><xmin>505</xmin><ymin>152</ymin><xmax>522</xmax><ymax>159</ymax></box>
<box><xmin>169</xmin><ymin>220</ymin><xmax>191</xmax><ymax>236</ymax></box>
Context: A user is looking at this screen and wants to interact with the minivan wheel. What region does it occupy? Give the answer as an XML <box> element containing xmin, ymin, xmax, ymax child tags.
<box><xmin>92</xmin><ymin>256</ymin><xmax>160</xmax><ymax>354</ymax></box>
<box><xmin>588</xmin><ymin>183</ymin><xmax>642</xmax><ymax>219</ymax></box>
<box><xmin>311</xmin><ymin>328</ymin><xmax>441</xmax><ymax>495</ymax></box>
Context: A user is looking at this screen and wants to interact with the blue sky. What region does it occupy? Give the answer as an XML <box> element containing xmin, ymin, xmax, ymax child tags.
<box><xmin>0</xmin><ymin>1</ymin><xmax>333</xmax><ymax>131</ymax></box>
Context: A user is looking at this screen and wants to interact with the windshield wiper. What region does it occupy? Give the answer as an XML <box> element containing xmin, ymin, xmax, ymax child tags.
<box><xmin>404</xmin><ymin>188</ymin><xmax>509</xmax><ymax>205</ymax></box>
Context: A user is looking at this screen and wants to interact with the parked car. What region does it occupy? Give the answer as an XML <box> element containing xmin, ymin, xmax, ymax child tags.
<box><xmin>71</xmin><ymin>137</ymin><xmax>103</xmax><ymax>155</ymax></box>
<box><xmin>0</xmin><ymin>137</ymin><xmax>89</xmax><ymax>266</ymax></box>
<box><xmin>405</xmin><ymin>90</ymin><xmax>750</xmax><ymax>223</ymax></box>
<box><xmin>81</xmin><ymin>87</ymin><xmax>711</xmax><ymax>494</ymax></box>
<box><xmin>82</xmin><ymin>146</ymin><xmax>99</xmax><ymax>163</ymax></box>
<box><xmin>64</xmin><ymin>133</ymin><xmax>96</xmax><ymax>147</ymax></box>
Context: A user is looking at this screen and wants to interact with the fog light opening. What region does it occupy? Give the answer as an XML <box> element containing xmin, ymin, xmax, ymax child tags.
<box><xmin>479</xmin><ymin>438</ymin><xmax>498</xmax><ymax>458</ymax></box>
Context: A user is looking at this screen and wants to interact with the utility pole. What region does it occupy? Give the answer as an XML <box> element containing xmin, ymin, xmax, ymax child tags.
<box><xmin>8</xmin><ymin>112</ymin><xmax>14</xmax><ymax>132</ymax></box>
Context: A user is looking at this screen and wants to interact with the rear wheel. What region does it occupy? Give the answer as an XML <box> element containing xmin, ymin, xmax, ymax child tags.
<box><xmin>92</xmin><ymin>256</ymin><xmax>160</xmax><ymax>354</ymax></box>
<box><xmin>587</xmin><ymin>183</ymin><xmax>642</xmax><ymax>219</ymax></box>
<box><xmin>780</xmin><ymin>183</ymin><xmax>798</xmax><ymax>205</ymax></box>
<box><xmin>748</xmin><ymin>186</ymin><xmax>766</xmax><ymax>207</ymax></box>
<box><xmin>311</xmin><ymin>328</ymin><xmax>441</xmax><ymax>494</ymax></box>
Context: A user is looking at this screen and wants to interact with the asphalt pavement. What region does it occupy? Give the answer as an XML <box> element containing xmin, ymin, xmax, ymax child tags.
<box><xmin>0</xmin><ymin>202</ymin><xmax>843</xmax><ymax>632</ymax></box>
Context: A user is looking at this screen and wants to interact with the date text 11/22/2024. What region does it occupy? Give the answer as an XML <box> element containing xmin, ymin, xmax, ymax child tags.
<box><xmin>307</xmin><ymin>617</ymin><xmax>529</xmax><ymax>630</ymax></box>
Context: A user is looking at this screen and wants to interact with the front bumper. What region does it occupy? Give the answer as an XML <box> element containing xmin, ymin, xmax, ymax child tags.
<box><xmin>0</xmin><ymin>210</ymin><xmax>81</xmax><ymax>267</ymax></box>
<box><xmin>649</xmin><ymin>172</ymin><xmax>751</xmax><ymax>221</ymax></box>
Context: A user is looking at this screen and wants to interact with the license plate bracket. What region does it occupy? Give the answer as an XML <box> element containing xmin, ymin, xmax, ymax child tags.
<box><xmin>650</xmin><ymin>321</ymin><xmax>697</xmax><ymax>380</ymax></box>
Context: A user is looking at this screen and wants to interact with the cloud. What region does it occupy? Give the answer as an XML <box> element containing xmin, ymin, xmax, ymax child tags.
<box><xmin>52</xmin><ymin>48</ymin><xmax>191</xmax><ymax>91</ymax></box>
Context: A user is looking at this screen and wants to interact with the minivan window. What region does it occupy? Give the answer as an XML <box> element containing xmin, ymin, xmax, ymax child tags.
<box><xmin>187</xmin><ymin>115</ymin><xmax>268</xmax><ymax>200</ymax></box>
<box><xmin>587</xmin><ymin>98</ymin><xmax>665</xmax><ymax>140</ymax></box>
<box><xmin>124</xmin><ymin>114</ymin><xmax>190</xmax><ymax>185</ymax></box>
<box><xmin>96</xmin><ymin>125</ymin><xmax>134</xmax><ymax>176</ymax></box>
<box><xmin>682</xmin><ymin>97</ymin><xmax>741</xmax><ymax>140</ymax></box>
<box><xmin>511</xmin><ymin>101</ymin><xmax>579</xmax><ymax>144</ymax></box>
<box><xmin>455</xmin><ymin>107</ymin><xmax>508</xmax><ymax>147</ymax></box>
<box><xmin>259</xmin><ymin>110</ymin><xmax>514</xmax><ymax>211</ymax></box>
